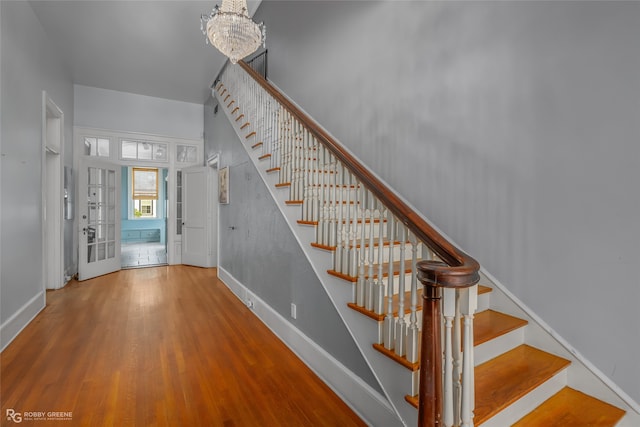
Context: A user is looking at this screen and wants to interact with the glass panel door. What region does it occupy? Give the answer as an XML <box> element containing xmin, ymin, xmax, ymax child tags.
<box><xmin>78</xmin><ymin>158</ymin><xmax>120</xmax><ymax>280</ymax></box>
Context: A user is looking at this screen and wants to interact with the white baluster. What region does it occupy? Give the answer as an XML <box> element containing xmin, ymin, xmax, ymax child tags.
<box><xmin>280</xmin><ymin>110</ymin><xmax>287</xmax><ymax>183</ymax></box>
<box><xmin>365</xmin><ymin>192</ymin><xmax>376</xmax><ymax>311</ymax></box>
<box><xmin>454</xmin><ymin>286</ymin><xmax>462</xmax><ymax>426</ymax></box>
<box><xmin>328</xmin><ymin>158</ymin><xmax>338</xmax><ymax>248</ymax></box>
<box><xmin>383</xmin><ymin>216</ymin><xmax>396</xmax><ymax>350</ymax></box>
<box><xmin>349</xmin><ymin>181</ymin><xmax>360</xmax><ymax>279</ymax></box>
<box><xmin>286</xmin><ymin>113</ymin><xmax>293</xmax><ymax>184</ymax></box>
<box><xmin>341</xmin><ymin>172</ymin><xmax>351</xmax><ymax>276</ymax></box>
<box><xmin>297</xmin><ymin>123</ymin><xmax>304</xmax><ymax>199</ymax></box>
<box><xmin>333</xmin><ymin>164</ymin><xmax>344</xmax><ymax>273</ymax></box>
<box><xmin>289</xmin><ymin>119</ymin><xmax>298</xmax><ymax>200</ymax></box>
<box><xmin>348</xmin><ymin>178</ymin><xmax>358</xmax><ymax>303</ymax></box>
<box><xmin>395</xmin><ymin>225</ymin><xmax>407</xmax><ymax>357</ymax></box>
<box><xmin>315</xmin><ymin>146</ymin><xmax>326</xmax><ymax>244</ymax></box>
<box><xmin>311</xmin><ymin>138</ymin><xmax>320</xmax><ymax>224</ymax></box>
<box><xmin>442</xmin><ymin>287</ymin><xmax>456</xmax><ymax>427</ymax></box>
<box><xmin>406</xmin><ymin>232</ymin><xmax>420</xmax><ymax>364</ymax></box>
<box><xmin>374</xmin><ymin>206</ymin><xmax>386</xmax><ymax>318</ymax></box>
<box><xmin>301</xmin><ymin>129</ymin><xmax>310</xmax><ymax>222</ymax></box>
<box><xmin>460</xmin><ymin>285</ymin><xmax>478</xmax><ymax>427</ymax></box>
<box><xmin>356</xmin><ymin>187</ymin><xmax>367</xmax><ymax>307</ymax></box>
<box><xmin>321</xmin><ymin>150</ymin><xmax>330</xmax><ymax>245</ymax></box>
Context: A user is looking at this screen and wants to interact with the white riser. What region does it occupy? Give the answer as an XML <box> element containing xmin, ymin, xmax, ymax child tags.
<box><xmin>477</xmin><ymin>289</ymin><xmax>491</xmax><ymax>313</ymax></box>
<box><xmin>318</xmin><ymin>220</ymin><xmax>389</xmax><ymax>241</ymax></box>
<box><xmin>296</xmin><ymin>187</ymin><xmax>363</xmax><ymax>202</ymax></box>
<box><xmin>475</xmin><ymin>327</ymin><xmax>525</xmax><ymax>366</ymax></box>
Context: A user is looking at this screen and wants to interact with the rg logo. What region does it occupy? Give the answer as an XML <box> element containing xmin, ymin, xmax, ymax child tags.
<box><xmin>6</xmin><ymin>409</ymin><xmax>22</xmax><ymax>423</ymax></box>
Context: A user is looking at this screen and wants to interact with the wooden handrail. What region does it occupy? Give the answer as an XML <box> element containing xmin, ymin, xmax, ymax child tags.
<box><xmin>237</xmin><ymin>60</ymin><xmax>481</xmax><ymax>427</ymax></box>
<box><xmin>239</xmin><ymin>61</ymin><xmax>479</xmax><ymax>279</ymax></box>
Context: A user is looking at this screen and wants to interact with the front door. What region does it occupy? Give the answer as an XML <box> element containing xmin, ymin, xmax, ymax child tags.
<box><xmin>78</xmin><ymin>158</ymin><xmax>121</xmax><ymax>280</ymax></box>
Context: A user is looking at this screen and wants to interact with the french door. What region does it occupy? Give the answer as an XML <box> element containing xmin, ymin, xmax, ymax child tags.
<box><xmin>78</xmin><ymin>158</ymin><xmax>121</xmax><ymax>280</ymax></box>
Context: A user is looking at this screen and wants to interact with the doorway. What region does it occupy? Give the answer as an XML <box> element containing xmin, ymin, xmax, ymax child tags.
<box><xmin>120</xmin><ymin>166</ymin><xmax>169</xmax><ymax>268</ymax></box>
<box><xmin>42</xmin><ymin>92</ymin><xmax>64</xmax><ymax>290</ymax></box>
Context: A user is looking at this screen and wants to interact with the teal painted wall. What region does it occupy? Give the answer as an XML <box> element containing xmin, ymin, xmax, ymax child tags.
<box><xmin>120</xmin><ymin>167</ymin><xmax>168</xmax><ymax>244</ymax></box>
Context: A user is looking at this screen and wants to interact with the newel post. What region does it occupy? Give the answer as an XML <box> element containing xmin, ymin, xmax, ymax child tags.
<box><xmin>417</xmin><ymin>259</ymin><xmax>480</xmax><ymax>427</ymax></box>
<box><xmin>418</xmin><ymin>271</ymin><xmax>443</xmax><ymax>426</ymax></box>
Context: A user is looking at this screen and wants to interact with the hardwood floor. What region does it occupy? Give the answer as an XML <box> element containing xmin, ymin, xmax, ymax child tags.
<box><xmin>1</xmin><ymin>266</ymin><xmax>366</xmax><ymax>426</ymax></box>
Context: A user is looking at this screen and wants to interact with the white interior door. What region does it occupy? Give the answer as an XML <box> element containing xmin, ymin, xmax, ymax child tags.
<box><xmin>78</xmin><ymin>158</ymin><xmax>121</xmax><ymax>280</ymax></box>
<box><xmin>182</xmin><ymin>166</ymin><xmax>216</xmax><ymax>267</ymax></box>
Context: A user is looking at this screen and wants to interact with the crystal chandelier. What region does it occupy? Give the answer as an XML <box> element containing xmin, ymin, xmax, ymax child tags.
<box><xmin>200</xmin><ymin>0</ymin><xmax>266</xmax><ymax>64</ymax></box>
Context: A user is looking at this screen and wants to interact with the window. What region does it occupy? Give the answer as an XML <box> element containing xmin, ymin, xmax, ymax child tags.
<box><xmin>176</xmin><ymin>145</ymin><xmax>198</xmax><ymax>163</ymax></box>
<box><xmin>84</xmin><ymin>137</ymin><xmax>110</xmax><ymax>157</ymax></box>
<box><xmin>132</xmin><ymin>168</ymin><xmax>158</xmax><ymax>218</ymax></box>
<box><xmin>134</xmin><ymin>199</ymin><xmax>156</xmax><ymax>218</ymax></box>
<box><xmin>121</xmin><ymin>140</ymin><xmax>168</xmax><ymax>162</ymax></box>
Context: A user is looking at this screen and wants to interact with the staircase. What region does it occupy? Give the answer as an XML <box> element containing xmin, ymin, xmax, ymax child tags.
<box><xmin>213</xmin><ymin>61</ymin><xmax>637</xmax><ymax>426</ymax></box>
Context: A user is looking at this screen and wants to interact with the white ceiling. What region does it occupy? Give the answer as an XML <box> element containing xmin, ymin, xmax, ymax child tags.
<box><xmin>30</xmin><ymin>1</ymin><xmax>262</xmax><ymax>104</ymax></box>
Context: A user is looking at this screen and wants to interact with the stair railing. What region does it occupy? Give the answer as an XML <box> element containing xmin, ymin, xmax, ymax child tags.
<box><xmin>215</xmin><ymin>61</ymin><xmax>481</xmax><ymax>427</ymax></box>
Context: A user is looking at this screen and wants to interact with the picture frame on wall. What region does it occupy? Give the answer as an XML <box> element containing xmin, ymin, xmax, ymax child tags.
<box><xmin>219</xmin><ymin>166</ymin><xmax>229</xmax><ymax>204</ymax></box>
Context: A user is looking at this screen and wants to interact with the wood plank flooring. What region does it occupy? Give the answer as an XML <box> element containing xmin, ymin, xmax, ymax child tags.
<box><xmin>0</xmin><ymin>266</ymin><xmax>366</xmax><ymax>426</ymax></box>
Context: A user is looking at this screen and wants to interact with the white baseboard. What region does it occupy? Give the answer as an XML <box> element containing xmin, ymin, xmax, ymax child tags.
<box><xmin>1</xmin><ymin>291</ymin><xmax>45</xmax><ymax>352</ymax></box>
<box><xmin>218</xmin><ymin>267</ymin><xmax>401</xmax><ymax>427</ymax></box>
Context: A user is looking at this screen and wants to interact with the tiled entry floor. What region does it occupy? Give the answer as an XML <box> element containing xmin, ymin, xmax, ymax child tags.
<box><xmin>121</xmin><ymin>242</ymin><xmax>167</xmax><ymax>268</ymax></box>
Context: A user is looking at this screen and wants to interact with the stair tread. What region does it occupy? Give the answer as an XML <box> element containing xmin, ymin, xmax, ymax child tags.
<box><xmin>512</xmin><ymin>386</ymin><xmax>625</xmax><ymax>427</ymax></box>
<box><xmin>371</xmin><ymin>308</ymin><xmax>526</xmax><ymax>369</ymax></box>
<box><xmin>474</xmin><ymin>344</ymin><xmax>571</xmax><ymax>425</ymax></box>
<box><xmin>474</xmin><ymin>310</ymin><xmax>528</xmax><ymax>346</ymax></box>
<box><xmin>349</xmin><ymin>288</ymin><xmax>423</xmax><ymax>322</ymax></box>
<box><xmin>404</xmin><ymin>345</ymin><xmax>572</xmax><ymax>425</ymax></box>
<box><xmin>478</xmin><ymin>285</ymin><xmax>492</xmax><ymax>295</ymax></box>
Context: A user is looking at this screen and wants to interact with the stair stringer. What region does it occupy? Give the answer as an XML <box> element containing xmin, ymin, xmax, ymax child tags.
<box><xmin>215</xmin><ymin>91</ymin><xmax>418</xmax><ymax>426</ymax></box>
<box><xmin>477</xmin><ymin>271</ymin><xmax>640</xmax><ymax>426</ymax></box>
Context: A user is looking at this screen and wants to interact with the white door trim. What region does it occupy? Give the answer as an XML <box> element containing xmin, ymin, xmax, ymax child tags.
<box><xmin>207</xmin><ymin>152</ymin><xmax>221</xmax><ymax>268</ymax></box>
<box><xmin>42</xmin><ymin>91</ymin><xmax>64</xmax><ymax>290</ymax></box>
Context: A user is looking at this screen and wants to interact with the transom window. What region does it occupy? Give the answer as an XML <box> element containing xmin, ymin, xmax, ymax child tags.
<box><xmin>84</xmin><ymin>137</ymin><xmax>110</xmax><ymax>157</ymax></box>
<box><xmin>176</xmin><ymin>145</ymin><xmax>198</xmax><ymax>163</ymax></box>
<box><xmin>121</xmin><ymin>140</ymin><xmax>168</xmax><ymax>162</ymax></box>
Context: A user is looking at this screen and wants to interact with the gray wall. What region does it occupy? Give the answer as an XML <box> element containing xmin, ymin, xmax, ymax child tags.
<box><xmin>204</xmin><ymin>96</ymin><xmax>382</xmax><ymax>392</ymax></box>
<box><xmin>74</xmin><ymin>85</ymin><xmax>203</xmax><ymax>140</ymax></box>
<box><xmin>254</xmin><ymin>1</ymin><xmax>640</xmax><ymax>403</ymax></box>
<box><xmin>1</xmin><ymin>2</ymin><xmax>74</xmax><ymax>329</ymax></box>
